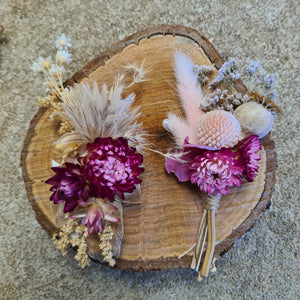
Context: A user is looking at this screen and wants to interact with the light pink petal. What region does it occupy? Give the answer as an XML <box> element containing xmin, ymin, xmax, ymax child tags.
<box><xmin>105</xmin><ymin>213</ymin><xmax>120</xmax><ymax>223</ymax></box>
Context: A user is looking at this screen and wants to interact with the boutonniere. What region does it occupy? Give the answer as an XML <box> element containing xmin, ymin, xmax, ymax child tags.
<box><xmin>31</xmin><ymin>34</ymin><xmax>149</xmax><ymax>268</ymax></box>
<box><xmin>163</xmin><ymin>52</ymin><xmax>280</xmax><ymax>281</ymax></box>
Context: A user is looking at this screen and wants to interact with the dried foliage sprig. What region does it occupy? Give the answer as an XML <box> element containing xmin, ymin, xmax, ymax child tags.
<box><xmin>53</xmin><ymin>218</ymin><xmax>116</xmax><ymax>268</ymax></box>
<box><xmin>98</xmin><ymin>225</ymin><xmax>115</xmax><ymax>267</ymax></box>
<box><xmin>248</xmin><ymin>91</ymin><xmax>282</xmax><ymax>114</ymax></box>
<box><xmin>200</xmin><ymin>89</ymin><xmax>250</xmax><ymax>113</ymax></box>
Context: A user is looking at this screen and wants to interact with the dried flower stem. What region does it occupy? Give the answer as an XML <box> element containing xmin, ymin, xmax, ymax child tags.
<box><xmin>191</xmin><ymin>209</ymin><xmax>208</xmax><ymax>271</ymax></box>
<box><xmin>178</xmin><ymin>243</ymin><xmax>196</xmax><ymax>259</ymax></box>
<box><xmin>198</xmin><ymin>209</ymin><xmax>216</xmax><ymax>281</ymax></box>
<box><xmin>191</xmin><ymin>194</ymin><xmax>220</xmax><ymax>281</ymax></box>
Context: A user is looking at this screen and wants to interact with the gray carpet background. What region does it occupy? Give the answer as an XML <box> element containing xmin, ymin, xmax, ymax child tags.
<box><xmin>0</xmin><ymin>1</ymin><xmax>299</xmax><ymax>299</ymax></box>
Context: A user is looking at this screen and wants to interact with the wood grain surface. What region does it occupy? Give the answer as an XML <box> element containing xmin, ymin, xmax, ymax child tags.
<box><xmin>21</xmin><ymin>25</ymin><xmax>276</xmax><ymax>271</ymax></box>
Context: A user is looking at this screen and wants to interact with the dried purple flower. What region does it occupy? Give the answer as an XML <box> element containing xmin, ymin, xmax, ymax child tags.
<box><xmin>46</xmin><ymin>163</ymin><xmax>89</xmax><ymax>213</ymax></box>
<box><xmin>261</xmin><ymin>73</ymin><xmax>275</xmax><ymax>89</ymax></box>
<box><xmin>237</xmin><ymin>135</ymin><xmax>261</xmax><ymax>181</ymax></box>
<box><xmin>209</xmin><ymin>58</ymin><xmax>241</xmax><ymax>90</ymax></box>
<box><xmin>166</xmin><ymin>138</ymin><xmax>243</xmax><ymax>195</ymax></box>
<box><xmin>80</xmin><ymin>137</ymin><xmax>144</xmax><ymax>202</ymax></box>
<box><xmin>248</xmin><ymin>61</ymin><xmax>262</xmax><ymax>77</ymax></box>
<box><xmin>165</xmin><ymin>137</ymin><xmax>217</xmax><ymax>182</ymax></box>
<box><xmin>189</xmin><ymin>148</ymin><xmax>243</xmax><ymax>195</ymax></box>
<box><xmin>166</xmin><ymin>135</ymin><xmax>262</xmax><ymax>195</ymax></box>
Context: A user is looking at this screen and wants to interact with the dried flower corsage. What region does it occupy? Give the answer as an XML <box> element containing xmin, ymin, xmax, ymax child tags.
<box><xmin>163</xmin><ymin>52</ymin><xmax>280</xmax><ymax>281</ymax></box>
<box><xmin>32</xmin><ymin>34</ymin><xmax>148</xmax><ymax>268</ymax></box>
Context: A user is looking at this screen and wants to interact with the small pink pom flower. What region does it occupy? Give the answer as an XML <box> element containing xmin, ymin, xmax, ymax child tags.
<box><xmin>189</xmin><ymin>148</ymin><xmax>244</xmax><ymax>195</ymax></box>
<box><xmin>237</xmin><ymin>135</ymin><xmax>261</xmax><ymax>181</ymax></box>
<box><xmin>197</xmin><ymin>110</ymin><xmax>241</xmax><ymax>148</ymax></box>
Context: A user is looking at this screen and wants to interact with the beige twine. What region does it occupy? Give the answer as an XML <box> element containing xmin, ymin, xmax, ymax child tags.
<box><xmin>205</xmin><ymin>194</ymin><xmax>221</xmax><ymax>210</ymax></box>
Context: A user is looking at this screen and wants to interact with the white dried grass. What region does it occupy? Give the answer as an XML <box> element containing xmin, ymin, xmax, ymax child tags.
<box><xmin>56</xmin><ymin>81</ymin><xmax>147</xmax><ymax>151</ymax></box>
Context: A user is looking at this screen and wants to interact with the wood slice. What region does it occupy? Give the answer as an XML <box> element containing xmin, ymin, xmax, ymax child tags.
<box><xmin>21</xmin><ymin>25</ymin><xmax>277</xmax><ymax>271</ymax></box>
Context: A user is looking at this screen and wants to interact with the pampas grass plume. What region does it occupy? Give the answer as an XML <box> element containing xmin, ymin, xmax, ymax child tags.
<box><xmin>174</xmin><ymin>51</ymin><xmax>205</xmax><ymax>128</ymax></box>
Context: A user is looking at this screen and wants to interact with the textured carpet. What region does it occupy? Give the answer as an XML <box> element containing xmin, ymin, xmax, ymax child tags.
<box><xmin>0</xmin><ymin>0</ymin><xmax>299</xmax><ymax>299</ymax></box>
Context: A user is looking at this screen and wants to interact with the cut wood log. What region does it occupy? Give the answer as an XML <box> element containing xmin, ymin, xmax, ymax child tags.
<box><xmin>21</xmin><ymin>25</ymin><xmax>277</xmax><ymax>271</ymax></box>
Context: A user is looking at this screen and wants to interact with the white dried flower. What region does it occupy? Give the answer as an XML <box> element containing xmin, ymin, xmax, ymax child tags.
<box><xmin>31</xmin><ymin>56</ymin><xmax>52</xmax><ymax>74</ymax></box>
<box><xmin>56</xmin><ymin>50</ymin><xmax>72</xmax><ymax>65</ymax></box>
<box><xmin>55</xmin><ymin>33</ymin><xmax>72</xmax><ymax>49</ymax></box>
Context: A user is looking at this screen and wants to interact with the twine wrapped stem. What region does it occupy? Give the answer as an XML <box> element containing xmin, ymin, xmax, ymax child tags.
<box><xmin>191</xmin><ymin>194</ymin><xmax>221</xmax><ymax>281</ymax></box>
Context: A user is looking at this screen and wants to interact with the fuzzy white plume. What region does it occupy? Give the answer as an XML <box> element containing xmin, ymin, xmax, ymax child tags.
<box><xmin>57</xmin><ymin>81</ymin><xmax>146</xmax><ymax>151</ymax></box>
<box><xmin>164</xmin><ymin>113</ymin><xmax>198</xmax><ymax>146</ymax></box>
<box><xmin>174</xmin><ymin>51</ymin><xmax>205</xmax><ymax>128</ymax></box>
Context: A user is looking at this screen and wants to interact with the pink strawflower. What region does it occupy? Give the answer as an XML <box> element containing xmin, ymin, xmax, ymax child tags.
<box><xmin>79</xmin><ymin>137</ymin><xmax>144</xmax><ymax>202</ymax></box>
<box><xmin>189</xmin><ymin>148</ymin><xmax>243</xmax><ymax>195</ymax></box>
<box><xmin>165</xmin><ymin>137</ymin><xmax>243</xmax><ymax>195</ymax></box>
<box><xmin>46</xmin><ymin>163</ymin><xmax>89</xmax><ymax>213</ymax></box>
<box><xmin>81</xmin><ymin>202</ymin><xmax>120</xmax><ymax>235</ymax></box>
<box><xmin>237</xmin><ymin>135</ymin><xmax>261</xmax><ymax>181</ymax></box>
<box><xmin>165</xmin><ymin>136</ymin><xmax>262</xmax><ymax>195</ymax></box>
<box><xmin>165</xmin><ymin>137</ymin><xmax>219</xmax><ymax>182</ymax></box>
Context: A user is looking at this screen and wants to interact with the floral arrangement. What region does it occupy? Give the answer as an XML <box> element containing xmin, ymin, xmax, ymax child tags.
<box><xmin>163</xmin><ymin>52</ymin><xmax>280</xmax><ymax>281</ymax></box>
<box><xmin>31</xmin><ymin>33</ymin><xmax>280</xmax><ymax>277</ymax></box>
<box><xmin>32</xmin><ymin>34</ymin><xmax>148</xmax><ymax>268</ymax></box>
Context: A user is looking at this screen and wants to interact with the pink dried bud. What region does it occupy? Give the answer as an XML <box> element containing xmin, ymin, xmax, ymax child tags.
<box><xmin>82</xmin><ymin>202</ymin><xmax>120</xmax><ymax>235</ymax></box>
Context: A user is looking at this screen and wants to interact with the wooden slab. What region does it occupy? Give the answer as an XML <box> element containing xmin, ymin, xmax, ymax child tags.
<box><xmin>21</xmin><ymin>25</ymin><xmax>277</xmax><ymax>271</ymax></box>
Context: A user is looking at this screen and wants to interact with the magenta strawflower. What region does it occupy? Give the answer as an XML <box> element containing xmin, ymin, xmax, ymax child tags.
<box><xmin>190</xmin><ymin>148</ymin><xmax>243</xmax><ymax>195</ymax></box>
<box><xmin>165</xmin><ymin>138</ymin><xmax>243</xmax><ymax>195</ymax></box>
<box><xmin>81</xmin><ymin>202</ymin><xmax>120</xmax><ymax>235</ymax></box>
<box><xmin>165</xmin><ymin>137</ymin><xmax>218</xmax><ymax>182</ymax></box>
<box><xmin>237</xmin><ymin>135</ymin><xmax>261</xmax><ymax>181</ymax></box>
<box><xmin>79</xmin><ymin>137</ymin><xmax>144</xmax><ymax>202</ymax></box>
<box><xmin>46</xmin><ymin>163</ymin><xmax>89</xmax><ymax>213</ymax></box>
